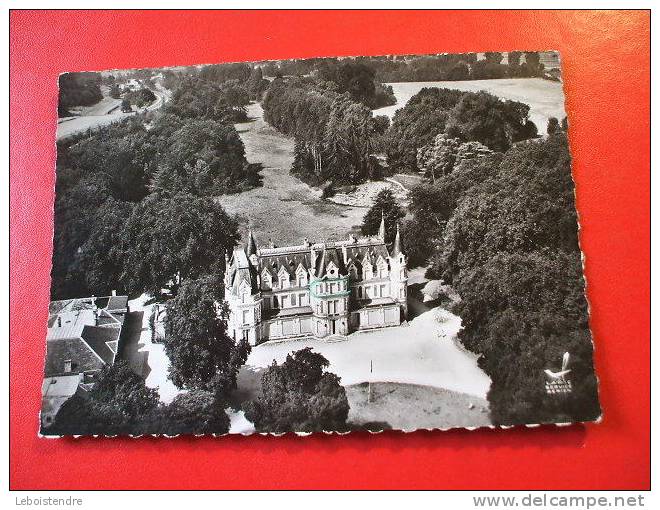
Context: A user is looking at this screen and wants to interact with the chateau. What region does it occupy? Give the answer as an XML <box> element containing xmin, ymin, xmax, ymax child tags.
<box><xmin>225</xmin><ymin>217</ymin><xmax>408</xmax><ymax>345</ymax></box>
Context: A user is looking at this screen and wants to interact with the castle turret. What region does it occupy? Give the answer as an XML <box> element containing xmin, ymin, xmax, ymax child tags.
<box><xmin>247</xmin><ymin>229</ymin><xmax>259</xmax><ymax>266</ymax></box>
<box><xmin>378</xmin><ymin>211</ymin><xmax>386</xmax><ymax>241</ymax></box>
<box><xmin>388</xmin><ymin>222</ymin><xmax>408</xmax><ymax>319</ymax></box>
<box><xmin>392</xmin><ymin>222</ymin><xmax>402</xmax><ymax>257</ymax></box>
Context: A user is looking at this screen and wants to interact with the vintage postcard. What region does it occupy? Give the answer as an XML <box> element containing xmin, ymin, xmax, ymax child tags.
<box><xmin>42</xmin><ymin>51</ymin><xmax>600</xmax><ymax>436</ymax></box>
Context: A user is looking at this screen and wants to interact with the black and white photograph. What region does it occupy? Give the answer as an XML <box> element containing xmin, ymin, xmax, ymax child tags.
<box><xmin>41</xmin><ymin>50</ymin><xmax>601</xmax><ymax>437</ymax></box>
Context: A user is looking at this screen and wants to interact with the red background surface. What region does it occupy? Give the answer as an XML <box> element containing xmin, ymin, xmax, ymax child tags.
<box><xmin>9</xmin><ymin>10</ymin><xmax>650</xmax><ymax>490</ymax></box>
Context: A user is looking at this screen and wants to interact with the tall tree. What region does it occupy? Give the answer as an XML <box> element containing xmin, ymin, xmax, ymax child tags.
<box><xmin>119</xmin><ymin>193</ymin><xmax>240</xmax><ymax>296</ymax></box>
<box><xmin>547</xmin><ymin>117</ymin><xmax>560</xmax><ymax>135</ymax></box>
<box><xmin>446</xmin><ymin>91</ymin><xmax>538</xmax><ymax>152</ymax></box>
<box><xmin>361</xmin><ymin>189</ymin><xmax>405</xmax><ymax>244</ymax></box>
<box><xmin>163</xmin><ymin>275</ymin><xmax>250</xmax><ymax>394</ymax></box>
<box><xmin>58</xmin><ymin>72</ymin><xmax>103</xmax><ymax>117</ymax></box>
<box><xmin>74</xmin><ymin>198</ymin><xmax>135</xmax><ymax>296</ymax></box>
<box><xmin>243</xmin><ymin>348</ymin><xmax>350</xmax><ymax>433</ymax></box>
<box><xmin>44</xmin><ymin>360</ymin><xmax>159</xmax><ymax>436</ymax></box>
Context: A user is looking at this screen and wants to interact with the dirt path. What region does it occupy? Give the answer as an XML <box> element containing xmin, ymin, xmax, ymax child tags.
<box><xmin>221</xmin><ymin>102</ymin><xmax>366</xmax><ymax>246</ymax></box>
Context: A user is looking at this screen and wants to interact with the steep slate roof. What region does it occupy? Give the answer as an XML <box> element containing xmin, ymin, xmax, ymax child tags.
<box><xmin>314</xmin><ymin>246</ymin><xmax>347</xmax><ymax>277</ymax></box>
<box><xmin>227</xmin><ymin>248</ymin><xmax>259</xmax><ymax>295</ymax></box>
<box><xmin>233</xmin><ymin>234</ymin><xmax>398</xmax><ymax>289</ymax></box>
<box><xmin>45</xmin><ymin>295</ymin><xmax>128</xmax><ymax>377</ymax></box>
<box><xmin>344</xmin><ymin>243</ymin><xmax>389</xmax><ymax>265</ymax></box>
<box><xmin>107</xmin><ymin>295</ymin><xmax>129</xmax><ymax>312</ymax></box>
<box><xmin>80</xmin><ymin>325</ymin><xmax>120</xmax><ymax>365</ymax></box>
<box><xmin>259</xmin><ymin>251</ymin><xmax>312</xmax><ymax>279</ymax></box>
<box><xmin>246</xmin><ymin>230</ymin><xmax>258</xmax><ymax>257</ymax></box>
<box><xmin>392</xmin><ymin>223</ymin><xmax>403</xmax><ymax>257</ymax></box>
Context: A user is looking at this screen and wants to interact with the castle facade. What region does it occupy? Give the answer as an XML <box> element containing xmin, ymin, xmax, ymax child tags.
<box><xmin>224</xmin><ymin>217</ymin><xmax>408</xmax><ymax>345</ymax></box>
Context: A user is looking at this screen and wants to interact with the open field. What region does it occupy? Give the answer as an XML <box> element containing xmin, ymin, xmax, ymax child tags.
<box><xmin>346</xmin><ymin>382</ymin><xmax>490</xmax><ymax>431</ymax></box>
<box><xmin>374</xmin><ymin>78</ymin><xmax>566</xmax><ymax>133</ymax></box>
<box><xmin>222</xmin><ymin>102</ymin><xmax>367</xmax><ymax>245</ymax></box>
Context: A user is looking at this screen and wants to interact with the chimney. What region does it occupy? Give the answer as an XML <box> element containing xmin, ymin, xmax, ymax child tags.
<box><xmin>111</xmin><ymin>289</ymin><xmax>117</xmax><ymax>297</ymax></box>
<box><xmin>57</xmin><ymin>316</ymin><xmax>62</xmax><ymax>328</ymax></box>
<box><xmin>64</xmin><ymin>360</ymin><xmax>72</xmax><ymax>373</ymax></box>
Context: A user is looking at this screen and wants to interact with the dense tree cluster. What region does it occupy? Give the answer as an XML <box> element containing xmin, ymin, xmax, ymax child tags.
<box><xmin>365</xmin><ymin>52</ymin><xmax>546</xmax><ymax>82</ymax></box>
<box><xmin>44</xmin><ymin>361</ymin><xmax>159</xmax><ymax>435</ymax></box>
<box><xmin>404</xmin><ymin>133</ymin><xmax>599</xmax><ymax>425</ymax></box>
<box><xmin>44</xmin><ymin>360</ymin><xmax>234</xmax><ymax>436</ymax></box>
<box><xmin>314</xmin><ymin>60</ymin><xmax>396</xmax><ymax>108</ymax></box>
<box><xmin>119</xmin><ymin>193</ymin><xmax>240</xmax><ymax>297</ymax></box>
<box><xmin>263</xmin><ymin>77</ymin><xmax>387</xmax><ymax>185</ymax></box>
<box><xmin>164</xmin><ymin>77</ymin><xmax>249</xmax><ymax>123</ymax></box>
<box><xmin>52</xmin><ymin>67</ymin><xmax>262</xmax><ymax>300</ymax></box>
<box><xmin>386</xmin><ymin>87</ymin><xmax>538</xmax><ymax>172</ymax></box>
<box><xmin>58</xmin><ymin>72</ymin><xmax>103</xmax><ymax>117</ymax></box>
<box><xmin>124</xmin><ymin>87</ymin><xmax>157</xmax><ymax>108</ymax></box>
<box><xmin>417</xmin><ymin>133</ymin><xmax>492</xmax><ymax>182</ymax></box>
<box><xmin>243</xmin><ymin>348</ymin><xmax>350</xmax><ymax>433</ymax></box>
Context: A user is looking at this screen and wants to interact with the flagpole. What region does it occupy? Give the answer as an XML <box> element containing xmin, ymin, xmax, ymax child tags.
<box><xmin>368</xmin><ymin>359</ymin><xmax>373</xmax><ymax>403</ymax></box>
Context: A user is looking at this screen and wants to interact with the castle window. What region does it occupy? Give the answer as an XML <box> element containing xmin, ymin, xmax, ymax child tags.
<box><xmin>380</xmin><ymin>284</ymin><xmax>387</xmax><ymax>297</ymax></box>
<box><xmin>299</xmin><ymin>293</ymin><xmax>307</xmax><ymax>306</ymax></box>
<box><xmin>358</xmin><ymin>287</ymin><xmax>363</xmax><ymax>299</ymax></box>
<box><xmin>242</xmin><ymin>310</ymin><xmax>250</xmax><ymax>325</ymax></box>
<box><xmin>291</xmin><ymin>294</ymin><xmax>297</xmax><ymax>307</ymax></box>
<box><xmin>365</xmin><ymin>286</ymin><xmax>371</xmax><ymax>298</ymax></box>
<box><xmin>281</xmin><ymin>295</ymin><xmax>289</xmax><ymax>308</ymax></box>
<box><xmin>272</xmin><ymin>296</ymin><xmax>279</xmax><ymax>308</ymax></box>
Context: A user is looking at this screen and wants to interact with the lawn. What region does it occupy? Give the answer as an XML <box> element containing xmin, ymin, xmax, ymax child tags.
<box><xmin>232</xmin><ymin>300</ymin><xmax>492</xmax><ymax>433</ymax></box>
<box><xmin>221</xmin><ymin>103</ymin><xmax>367</xmax><ymax>246</ymax></box>
<box><xmin>346</xmin><ymin>382</ymin><xmax>490</xmax><ymax>431</ymax></box>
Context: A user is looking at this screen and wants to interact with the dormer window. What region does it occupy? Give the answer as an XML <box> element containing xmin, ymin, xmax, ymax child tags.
<box><xmin>377</xmin><ymin>258</ymin><xmax>388</xmax><ymax>278</ymax></box>
<box><xmin>278</xmin><ymin>266</ymin><xmax>290</xmax><ymax>289</ymax></box>
<box><xmin>262</xmin><ymin>270</ymin><xmax>272</xmax><ymax>290</ymax></box>
<box><xmin>296</xmin><ymin>265</ymin><xmax>307</xmax><ymax>287</ymax></box>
